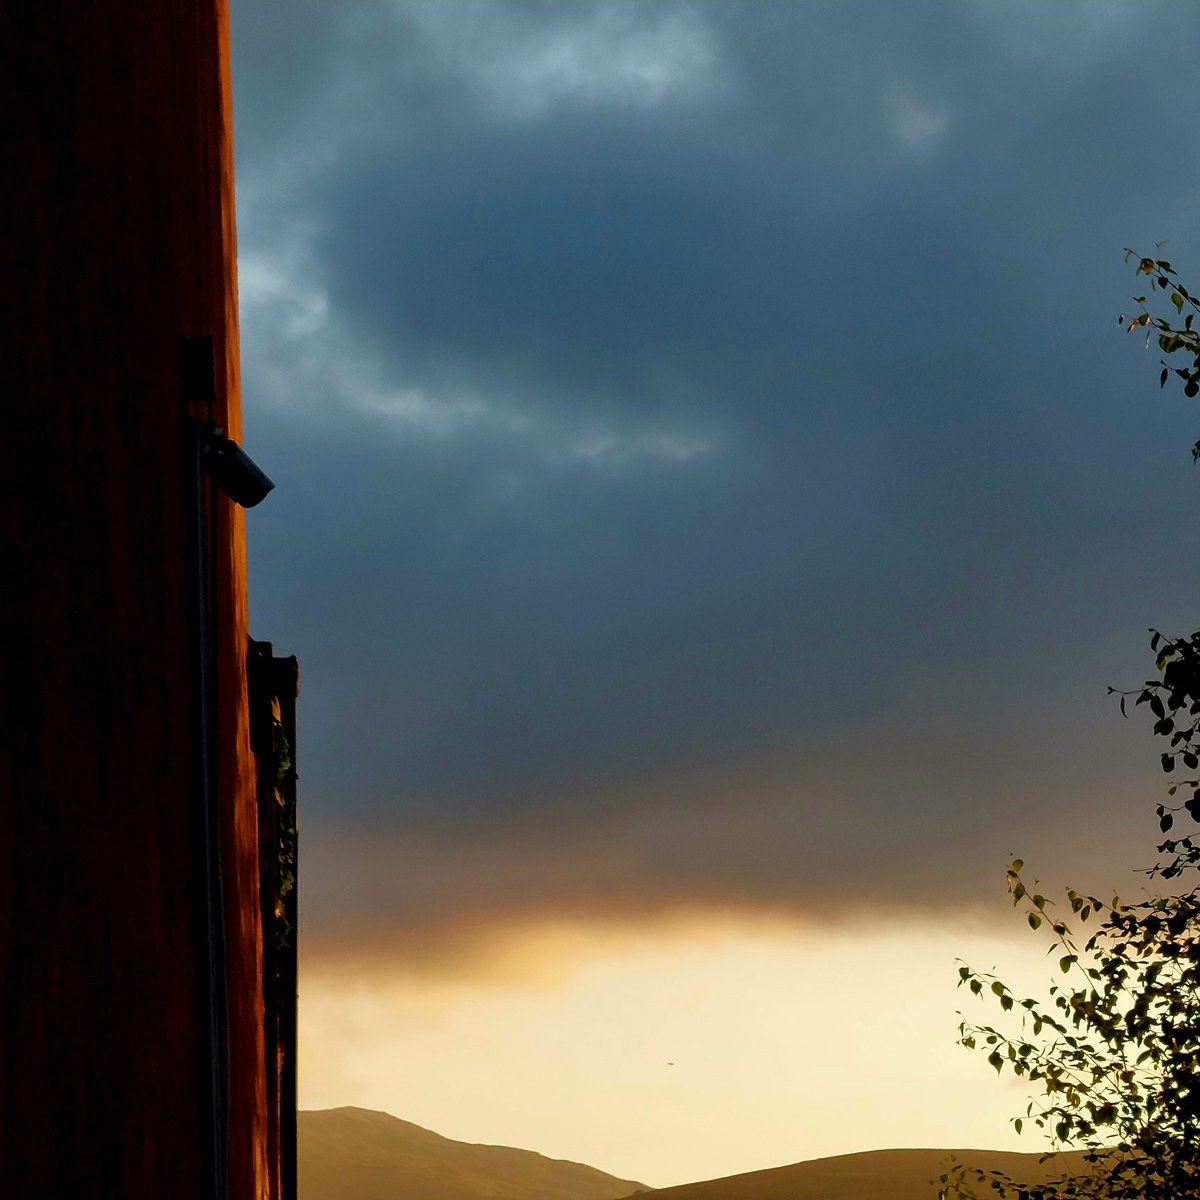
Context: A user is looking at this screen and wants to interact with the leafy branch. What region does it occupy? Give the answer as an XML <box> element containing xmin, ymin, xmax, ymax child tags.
<box><xmin>1120</xmin><ymin>246</ymin><xmax>1200</xmax><ymax>455</ymax></box>
<box><xmin>939</xmin><ymin>251</ymin><xmax>1200</xmax><ymax>1200</ymax></box>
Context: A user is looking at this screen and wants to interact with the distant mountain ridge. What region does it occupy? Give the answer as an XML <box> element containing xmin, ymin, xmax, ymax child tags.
<box><xmin>300</xmin><ymin>1107</ymin><xmax>1087</xmax><ymax>1200</ymax></box>
<box><xmin>637</xmin><ymin>1147</ymin><xmax>1090</xmax><ymax>1200</ymax></box>
<box><xmin>299</xmin><ymin>1107</ymin><xmax>646</xmax><ymax>1200</ymax></box>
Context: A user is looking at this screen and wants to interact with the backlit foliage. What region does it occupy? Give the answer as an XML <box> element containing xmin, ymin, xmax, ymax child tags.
<box><xmin>1120</xmin><ymin>245</ymin><xmax>1200</xmax><ymax>456</ymax></box>
<box><xmin>939</xmin><ymin>256</ymin><xmax>1200</xmax><ymax>1200</ymax></box>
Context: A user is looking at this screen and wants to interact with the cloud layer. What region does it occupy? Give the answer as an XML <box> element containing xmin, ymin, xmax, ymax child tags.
<box><xmin>231</xmin><ymin>1</ymin><xmax>1200</xmax><ymax>967</ymax></box>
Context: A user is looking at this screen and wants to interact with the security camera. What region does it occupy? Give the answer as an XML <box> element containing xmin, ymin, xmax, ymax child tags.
<box><xmin>198</xmin><ymin>425</ymin><xmax>275</xmax><ymax>508</ymax></box>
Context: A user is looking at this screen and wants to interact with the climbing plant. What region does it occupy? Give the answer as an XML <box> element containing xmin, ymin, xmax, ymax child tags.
<box><xmin>271</xmin><ymin>714</ymin><xmax>297</xmax><ymax>951</ymax></box>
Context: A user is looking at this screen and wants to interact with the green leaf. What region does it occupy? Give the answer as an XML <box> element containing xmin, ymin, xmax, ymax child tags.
<box><xmin>1173</xmin><ymin>292</ymin><xmax>1185</xmax><ymax>312</ymax></box>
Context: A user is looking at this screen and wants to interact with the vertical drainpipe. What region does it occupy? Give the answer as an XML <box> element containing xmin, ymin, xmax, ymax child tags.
<box><xmin>185</xmin><ymin>335</ymin><xmax>230</xmax><ymax>1200</ymax></box>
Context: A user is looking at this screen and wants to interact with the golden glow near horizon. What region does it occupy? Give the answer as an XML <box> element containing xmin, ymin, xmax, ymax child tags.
<box><xmin>299</xmin><ymin>917</ymin><xmax>1060</xmax><ymax>1188</ymax></box>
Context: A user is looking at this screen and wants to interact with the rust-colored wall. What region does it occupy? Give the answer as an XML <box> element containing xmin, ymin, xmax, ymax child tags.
<box><xmin>0</xmin><ymin>5</ymin><xmax>268</xmax><ymax>1197</ymax></box>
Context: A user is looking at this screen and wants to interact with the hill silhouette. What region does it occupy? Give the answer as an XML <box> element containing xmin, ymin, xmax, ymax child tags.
<box><xmin>299</xmin><ymin>1107</ymin><xmax>646</xmax><ymax>1200</ymax></box>
<box><xmin>631</xmin><ymin>1147</ymin><xmax>1090</xmax><ymax>1200</ymax></box>
<box><xmin>300</xmin><ymin>1108</ymin><xmax>1090</xmax><ymax>1200</ymax></box>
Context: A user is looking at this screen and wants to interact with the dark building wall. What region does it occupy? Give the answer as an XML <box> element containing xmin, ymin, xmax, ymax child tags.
<box><xmin>0</xmin><ymin>5</ymin><xmax>269</xmax><ymax>1197</ymax></box>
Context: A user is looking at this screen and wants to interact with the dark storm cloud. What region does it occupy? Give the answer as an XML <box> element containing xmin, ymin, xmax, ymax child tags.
<box><xmin>231</xmin><ymin>1</ymin><xmax>1200</xmax><ymax>955</ymax></box>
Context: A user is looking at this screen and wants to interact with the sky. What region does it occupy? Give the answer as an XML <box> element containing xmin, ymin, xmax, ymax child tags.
<box><xmin>230</xmin><ymin>1</ymin><xmax>1200</xmax><ymax>1187</ymax></box>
